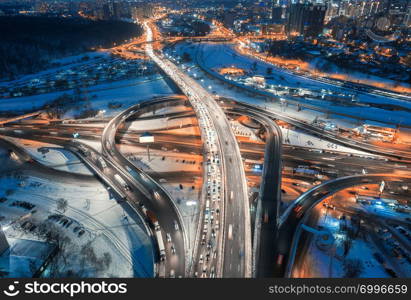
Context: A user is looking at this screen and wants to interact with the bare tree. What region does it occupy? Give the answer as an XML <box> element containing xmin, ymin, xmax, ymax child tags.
<box><xmin>101</xmin><ymin>252</ymin><xmax>112</xmax><ymax>270</ymax></box>
<box><xmin>56</xmin><ymin>198</ymin><xmax>68</xmax><ymax>213</ymax></box>
<box><xmin>343</xmin><ymin>258</ymin><xmax>364</xmax><ymax>278</ymax></box>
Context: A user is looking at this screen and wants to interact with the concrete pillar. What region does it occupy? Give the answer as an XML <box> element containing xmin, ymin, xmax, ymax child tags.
<box><xmin>0</xmin><ymin>226</ymin><xmax>9</xmax><ymax>255</ymax></box>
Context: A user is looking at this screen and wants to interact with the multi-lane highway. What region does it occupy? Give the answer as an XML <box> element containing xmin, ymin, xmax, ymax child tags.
<box><xmin>2</xmin><ymin>85</ymin><xmax>411</xmax><ymax>279</ymax></box>
<box><xmin>221</xmin><ymin>99</ymin><xmax>411</xmax><ymax>161</ymax></box>
<box><xmin>101</xmin><ymin>100</ymin><xmax>187</xmax><ymax>278</ymax></box>
<box><xmin>144</xmin><ymin>21</ymin><xmax>251</xmax><ymax>277</ymax></box>
<box><xmin>226</xmin><ymin>109</ymin><xmax>283</xmax><ymax>277</ymax></box>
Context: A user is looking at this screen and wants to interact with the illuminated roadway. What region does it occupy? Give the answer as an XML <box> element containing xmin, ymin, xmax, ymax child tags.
<box><xmin>101</xmin><ymin>98</ymin><xmax>188</xmax><ymax>278</ymax></box>
<box><xmin>3</xmin><ymin>97</ymin><xmax>411</xmax><ymax>278</ymax></box>
<box><xmin>227</xmin><ymin>108</ymin><xmax>283</xmax><ymax>278</ymax></box>
<box><xmin>277</xmin><ymin>174</ymin><xmax>411</xmax><ymax>278</ymax></box>
<box><xmin>145</xmin><ymin>21</ymin><xmax>251</xmax><ymax>278</ymax></box>
<box><xmin>221</xmin><ymin>99</ymin><xmax>411</xmax><ymax>162</ymax></box>
<box><xmin>0</xmin><ymin>135</ymin><xmax>155</xmax><ymax>277</ymax></box>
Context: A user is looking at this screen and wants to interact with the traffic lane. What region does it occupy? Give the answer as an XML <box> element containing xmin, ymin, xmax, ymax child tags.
<box><xmin>176</xmin><ymin>82</ymin><xmax>249</xmax><ymax>276</ymax></box>
<box><xmin>278</xmin><ymin>175</ymin><xmax>411</xmax><ymax>277</ymax></box>
<box><xmin>3</xmin><ymin>127</ymin><xmax>405</xmax><ymax>180</ymax></box>
<box><xmin>225</xmin><ymin>172</ymin><xmax>246</xmax><ymax>277</ymax></box>
<box><xmin>221</xmin><ymin>148</ymin><xmax>247</xmax><ymax>277</ymax></box>
<box><xmin>128</xmin><ymin>42</ymin><xmax>250</xmax><ymax>277</ymax></box>
<box><xmin>102</xmin><ymin>143</ymin><xmax>186</xmax><ymax>276</ymax></box>
<box><xmin>0</xmin><ymin>136</ymin><xmax>99</xmax><ymax>184</ymax></box>
<box><xmin>212</xmin><ymin>114</ymin><xmax>249</xmax><ymax>277</ymax></box>
<box><xmin>245</xmin><ymin>114</ymin><xmax>282</xmax><ymax>278</ymax></box>
<box><xmin>226</xmin><ymin>101</ymin><xmax>411</xmax><ymax>161</ymax></box>
<box><xmin>103</xmin><ymin>106</ymin><xmax>187</xmax><ymax>277</ymax></box>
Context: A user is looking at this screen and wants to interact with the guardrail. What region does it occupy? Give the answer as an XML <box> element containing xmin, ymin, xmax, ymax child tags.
<box><xmin>226</xmin><ymin>109</ymin><xmax>283</xmax><ymax>278</ymax></box>
<box><xmin>102</xmin><ymin>97</ymin><xmax>189</xmax><ymax>277</ymax></box>
<box><xmin>281</xmin><ymin>174</ymin><xmax>411</xmax><ymax>277</ymax></box>
<box><xmin>223</xmin><ymin>100</ymin><xmax>411</xmax><ymax>161</ymax></box>
<box><xmin>194</xmin><ymin>46</ymin><xmax>411</xmax><ymax>129</ymax></box>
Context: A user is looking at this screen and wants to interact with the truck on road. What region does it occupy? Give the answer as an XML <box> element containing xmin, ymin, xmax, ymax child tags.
<box><xmin>146</xmin><ymin>210</ymin><xmax>161</xmax><ymax>231</ymax></box>
<box><xmin>98</xmin><ymin>156</ymin><xmax>107</xmax><ymax>169</ymax></box>
<box><xmin>114</xmin><ymin>174</ymin><xmax>131</xmax><ymax>191</ymax></box>
<box><xmin>155</xmin><ymin>230</ymin><xmax>166</xmax><ymax>261</ymax></box>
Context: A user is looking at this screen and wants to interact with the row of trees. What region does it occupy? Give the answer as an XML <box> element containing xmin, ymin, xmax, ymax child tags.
<box><xmin>0</xmin><ymin>16</ymin><xmax>143</xmax><ymax>80</ymax></box>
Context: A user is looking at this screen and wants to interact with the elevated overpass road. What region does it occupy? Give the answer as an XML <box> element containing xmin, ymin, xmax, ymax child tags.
<box><xmin>277</xmin><ymin>174</ymin><xmax>411</xmax><ymax>278</ymax></box>
<box><xmin>102</xmin><ymin>100</ymin><xmax>187</xmax><ymax>278</ymax></box>
<box><xmin>221</xmin><ymin>100</ymin><xmax>411</xmax><ymax>161</ymax></box>
<box><xmin>145</xmin><ymin>22</ymin><xmax>251</xmax><ymax>278</ymax></box>
<box><xmin>227</xmin><ymin>108</ymin><xmax>283</xmax><ymax>278</ymax></box>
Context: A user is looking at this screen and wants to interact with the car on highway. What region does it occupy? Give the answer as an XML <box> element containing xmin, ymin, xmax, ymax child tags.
<box><xmin>202</xmin><ymin>266</ymin><xmax>207</xmax><ymax>278</ymax></box>
<box><xmin>228</xmin><ymin>224</ymin><xmax>233</xmax><ymax>240</ymax></box>
<box><xmin>98</xmin><ymin>157</ymin><xmax>107</xmax><ymax>169</ymax></box>
<box><xmin>293</xmin><ymin>205</ymin><xmax>304</xmax><ymax>218</ymax></box>
<box><xmin>276</xmin><ymin>254</ymin><xmax>284</xmax><ymax>265</ymax></box>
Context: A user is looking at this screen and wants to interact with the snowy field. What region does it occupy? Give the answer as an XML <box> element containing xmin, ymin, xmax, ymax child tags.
<box><xmin>296</xmin><ymin>209</ymin><xmax>389</xmax><ymax>278</ymax></box>
<box><xmin>0</xmin><ymin>75</ymin><xmax>176</xmax><ymax>117</ymax></box>
<box><xmin>0</xmin><ymin>143</ymin><xmax>154</xmax><ymax>277</ymax></box>
<box><xmin>169</xmin><ymin>42</ymin><xmax>411</xmax><ymax>127</ymax></box>
<box><xmin>0</xmin><ymin>52</ymin><xmax>110</xmax><ymax>88</ymax></box>
<box><xmin>25</xmin><ymin>146</ymin><xmax>93</xmax><ymax>176</ymax></box>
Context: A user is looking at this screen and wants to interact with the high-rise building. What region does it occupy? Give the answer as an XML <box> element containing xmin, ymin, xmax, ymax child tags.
<box><xmin>132</xmin><ymin>3</ymin><xmax>153</xmax><ymax>21</ymax></box>
<box><xmin>287</xmin><ymin>2</ymin><xmax>327</xmax><ymax>37</ymax></box>
<box><xmin>223</xmin><ymin>11</ymin><xmax>236</xmax><ymax>28</ymax></box>
<box><xmin>102</xmin><ymin>2</ymin><xmax>113</xmax><ymax>20</ymax></box>
<box><xmin>405</xmin><ymin>4</ymin><xmax>411</xmax><ymax>26</ymax></box>
<box><xmin>271</xmin><ymin>0</ymin><xmax>283</xmax><ymax>23</ymax></box>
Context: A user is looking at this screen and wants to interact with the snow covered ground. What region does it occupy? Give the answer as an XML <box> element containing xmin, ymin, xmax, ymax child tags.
<box><xmin>279</xmin><ymin>126</ymin><xmax>370</xmax><ymax>155</ymax></box>
<box><xmin>0</xmin><ymin>75</ymin><xmax>175</xmax><ymax>116</ymax></box>
<box><xmin>26</xmin><ymin>146</ymin><xmax>93</xmax><ymax>176</ymax></box>
<box><xmin>296</xmin><ymin>208</ymin><xmax>389</xmax><ymax>278</ymax></box>
<box><xmin>0</xmin><ymin>52</ymin><xmax>110</xmax><ymax>88</ymax></box>
<box><xmin>0</xmin><ymin>143</ymin><xmax>154</xmax><ymax>278</ymax></box>
<box><xmin>168</xmin><ymin>42</ymin><xmax>411</xmax><ymax>127</ymax></box>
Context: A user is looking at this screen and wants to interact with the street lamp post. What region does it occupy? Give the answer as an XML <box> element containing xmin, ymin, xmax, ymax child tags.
<box><xmin>139</xmin><ymin>132</ymin><xmax>155</xmax><ymax>162</ymax></box>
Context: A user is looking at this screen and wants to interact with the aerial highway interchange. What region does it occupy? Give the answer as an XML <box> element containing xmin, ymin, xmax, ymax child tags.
<box><xmin>1</xmin><ymin>12</ymin><xmax>411</xmax><ymax>280</ymax></box>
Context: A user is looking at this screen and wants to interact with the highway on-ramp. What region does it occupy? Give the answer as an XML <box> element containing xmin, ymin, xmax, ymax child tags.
<box><xmin>101</xmin><ymin>98</ymin><xmax>188</xmax><ymax>278</ymax></box>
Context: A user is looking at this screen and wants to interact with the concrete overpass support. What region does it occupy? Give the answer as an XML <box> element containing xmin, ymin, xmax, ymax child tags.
<box><xmin>0</xmin><ymin>226</ymin><xmax>9</xmax><ymax>255</ymax></box>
